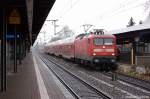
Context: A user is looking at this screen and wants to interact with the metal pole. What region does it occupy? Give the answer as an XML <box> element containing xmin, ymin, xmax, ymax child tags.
<box><xmin>24</xmin><ymin>40</ymin><xmax>26</xmax><ymax>57</ymax></box>
<box><xmin>0</xmin><ymin>39</ymin><xmax>2</xmax><ymax>91</ymax></box>
<box><xmin>24</xmin><ymin>39</ymin><xmax>26</xmax><ymax>57</ymax></box>
<box><xmin>131</xmin><ymin>47</ymin><xmax>134</xmax><ymax>65</ymax></box>
<box><xmin>0</xmin><ymin>38</ymin><xmax>3</xmax><ymax>91</ymax></box>
<box><xmin>1</xmin><ymin>14</ymin><xmax>4</xmax><ymax>91</ymax></box>
<box><xmin>1</xmin><ymin>7</ymin><xmax>7</xmax><ymax>92</ymax></box>
<box><xmin>4</xmin><ymin>8</ymin><xmax>7</xmax><ymax>91</ymax></box>
<box><xmin>46</xmin><ymin>20</ymin><xmax>58</xmax><ymax>34</ymax></box>
<box><xmin>21</xmin><ymin>35</ymin><xmax>23</xmax><ymax>60</ymax></box>
<box><xmin>19</xmin><ymin>33</ymin><xmax>21</xmax><ymax>64</ymax></box>
<box><xmin>54</xmin><ymin>22</ymin><xmax>56</xmax><ymax>34</ymax></box>
<box><xmin>112</xmin><ymin>72</ymin><xmax>117</xmax><ymax>81</ymax></box>
<box><xmin>15</xmin><ymin>25</ymin><xmax>17</xmax><ymax>72</ymax></box>
<box><xmin>14</xmin><ymin>25</ymin><xmax>17</xmax><ymax>73</ymax></box>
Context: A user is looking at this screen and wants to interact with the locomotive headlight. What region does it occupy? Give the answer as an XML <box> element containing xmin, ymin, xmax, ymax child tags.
<box><xmin>111</xmin><ymin>59</ymin><xmax>116</xmax><ymax>63</ymax></box>
<box><xmin>93</xmin><ymin>53</ymin><xmax>96</xmax><ymax>56</ymax></box>
<box><xmin>112</xmin><ymin>53</ymin><xmax>115</xmax><ymax>56</ymax></box>
<box><xmin>94</xmin><ymin>59</ymin><xmax>99</xmax><ymax>63</ymax></box>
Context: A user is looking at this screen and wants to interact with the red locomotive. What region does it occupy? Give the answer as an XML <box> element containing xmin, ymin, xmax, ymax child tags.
<box><xmin>45</xmin><ymin>30</ymin><xmax>118</xmax><ymax>71</ymax></box>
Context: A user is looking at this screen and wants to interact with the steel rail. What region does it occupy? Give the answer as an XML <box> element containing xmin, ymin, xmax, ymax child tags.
<box><xmin>103</xmin><ymin>72</ymin><xmax>150</xmax><ymax>91</ymax></box>
<box><xmin>45</xmin><ymin>53</ymin><xmax>150</xmax><ymax>92</ymax></box>
<box><xmin>42</xmin><ymin>54</ymin><xmax>111</xmax><ymax>99</ymax></box>
<box><xmin>39</xmin><ymin>56</ymin><xmax>81</xmax><ymax>99</ymax></box>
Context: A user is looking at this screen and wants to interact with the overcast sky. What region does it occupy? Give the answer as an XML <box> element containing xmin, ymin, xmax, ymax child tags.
<box><xmin>37</xmin><ymin>0</ymin><xmax>149</xmax><ymax>43</ymax></box>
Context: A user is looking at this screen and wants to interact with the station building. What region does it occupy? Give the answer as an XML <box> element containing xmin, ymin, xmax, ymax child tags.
<box><xmin>109</xmin><ymin>17</ymin><xmax>150</xmax><ymax>73</ymax></box>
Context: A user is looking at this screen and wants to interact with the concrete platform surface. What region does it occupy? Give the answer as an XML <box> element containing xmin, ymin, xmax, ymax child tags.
<box><xmin>0</xmin><ymin>53</ymin><xmax>73</xmax><ymax>99</ymax></box>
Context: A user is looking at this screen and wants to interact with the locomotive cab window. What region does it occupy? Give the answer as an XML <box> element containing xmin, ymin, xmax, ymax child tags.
<box><xmin>104</xmin><ymin>38</ymin><xmax>114</xmax><ymax>45</ymax></box>
<box><xmin>94</xmin><ymin>38</ymin><xmax>114</xmax><ymax>45</ymax></box>
<box><xmin>94</xmin><ymin>38</ymin><xmax>103</xmax><ymax>45</ymax></box>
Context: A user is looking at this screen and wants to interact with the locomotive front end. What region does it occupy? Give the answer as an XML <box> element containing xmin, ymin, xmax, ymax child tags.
<box><xmin>90</xmin><ymin>35</ymin><xmax>118</xmax><ymax>71</ymax></box>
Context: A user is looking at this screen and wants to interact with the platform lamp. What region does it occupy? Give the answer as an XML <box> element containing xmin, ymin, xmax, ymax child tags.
<box><xmin>135</xmin><ymin>37</ymin><xmax>139</xmax><ymax>43</ymax></box>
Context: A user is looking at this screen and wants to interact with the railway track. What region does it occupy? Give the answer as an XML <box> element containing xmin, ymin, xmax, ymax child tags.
<box><xmin>102</xmin><ymin>72</ymin><xmax>150</xmax><ymax>91</ymax></box>
<box><xmin>39</xmin><ymin>54</ymin><xmax>111</xmax><ymax>99</ymax></box>
<box><xmin>39</xmin><ymin>53</ymin><xmax>150</xmax><ymax>98</ymax></box>
<box><xmin>45</xmin><ymin>53</ymin><xmax>150</xmax><ymax>92</ymax></box>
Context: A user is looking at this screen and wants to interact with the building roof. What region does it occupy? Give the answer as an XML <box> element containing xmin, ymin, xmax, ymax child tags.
<box><xmin>1</xmin><ymin>0</ymin><xmax>55</xmax><ymax>44</ymax></box>
<box><xmin>108</xmin><ymin>22</ymin><xmax>150</xmax><ymax>34</ymax></box>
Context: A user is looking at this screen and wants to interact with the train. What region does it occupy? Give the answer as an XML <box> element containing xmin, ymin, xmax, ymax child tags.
<box><xmin>45</xmin><ymin>30</ymin><xmax>118</xmax><ymax>71</ymax></box>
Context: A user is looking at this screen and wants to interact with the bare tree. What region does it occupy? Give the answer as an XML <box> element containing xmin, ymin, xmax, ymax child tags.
<box><xmin>50</xmin><ymin>25</ymin><xmax>75</xmax><ymax>42</ymax></box>
<box><xmin>57</xmin><ymin>25</ymin><xmax>74</xmax><ymax>39</ymax></box>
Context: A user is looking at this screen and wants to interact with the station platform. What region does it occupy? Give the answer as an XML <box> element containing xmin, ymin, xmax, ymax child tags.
<box><xmin>0</xmin><ymin>52</ymin><xmax>74</xmax><ymax>99</ymax></box>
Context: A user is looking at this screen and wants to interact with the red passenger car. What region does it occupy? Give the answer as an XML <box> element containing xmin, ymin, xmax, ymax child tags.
<box><xmin>45</xmin><ymin>37</ymin><xmax>75</xmax><ymax>59</ymax></box>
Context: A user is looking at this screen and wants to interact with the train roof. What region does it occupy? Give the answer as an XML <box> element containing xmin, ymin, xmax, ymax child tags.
<box><xmin>75</xmin><ymin>33</ymin><xmax>115</xmax><ymax>39</ymax></box>
<box><xmin>46</xmin><ymin>35</ymin><xmax>76</xmax><ymax>46</ymax></box>
<box><xmin>45</xmin><ymin>33</ymin><xmax>115</xmax><ymax>47</ymax></box>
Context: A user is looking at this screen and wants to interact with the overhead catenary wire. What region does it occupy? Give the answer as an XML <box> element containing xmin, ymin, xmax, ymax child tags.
<box><xmin>59</xmin><ymin>0</ymin><xmax>145</xmax><ymax>24</ymax></box>
<box><xmin>46</xmin><ymin>0</ymin><xmax>81</xmax><ymax>32</ymax></box>
<box><xmin>57</xmin><ymin>0</ymin><xmax>81</xmax><ymax>19</ymax></box>
<box><xmin>98</xmin><ymin>0</ymin><xmax>145</xmax><ymax>21</ymax></box>
<box><xmin>46</xmin><ymin>0</ymin><xmax>147</xmax><ymax>34</ymax></box>
<box><xmin>108</xmin><ymin>3</ymin><xmax>144</xmax><ymax>18</ymax></box>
